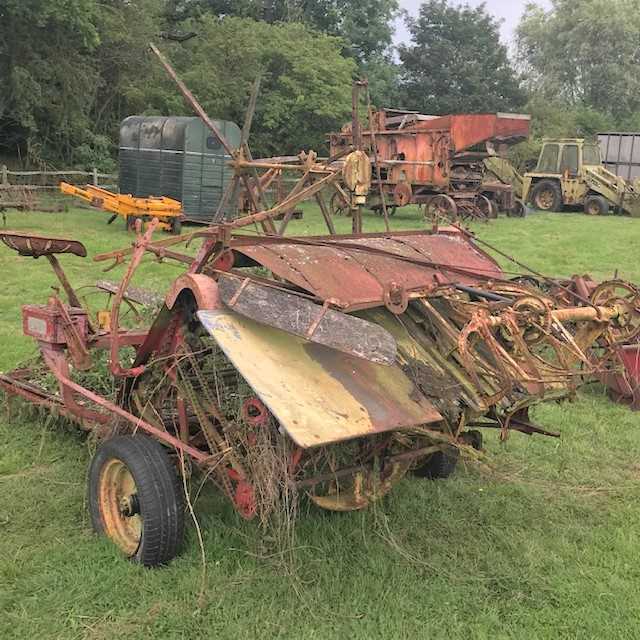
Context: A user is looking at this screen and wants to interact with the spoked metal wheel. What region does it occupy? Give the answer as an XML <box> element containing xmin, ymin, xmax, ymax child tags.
<box><xmin>476</xmin><ymin>194</ymin><xmax>497</xmax><ymax>220</ymax></box>
<box><xmin>424</xmin><ymin>194</ymin><xmax>458</xmax><ymax>224</ymax></box>
<box><xmin>330</xmin><ymin>191</ymin><xmax>350</xmax><ymax>216</ymax></box>
<box><xmin>590</xmin><ymin>280</ymin><xmax>640</xmax><ymax>344</ymax></box>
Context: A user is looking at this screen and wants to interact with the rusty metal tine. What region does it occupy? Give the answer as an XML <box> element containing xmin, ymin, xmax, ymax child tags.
<box><xmin>149</xmin><ymin>42</ymin><xmax>236</xmax><ymax>158</ymax></box>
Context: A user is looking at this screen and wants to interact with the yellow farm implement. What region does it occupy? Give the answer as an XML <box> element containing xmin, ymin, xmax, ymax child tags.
<box><xmin>59</xmin><ymin>182</ymin><xmax>184</xmax><ymax>234</ymax></box>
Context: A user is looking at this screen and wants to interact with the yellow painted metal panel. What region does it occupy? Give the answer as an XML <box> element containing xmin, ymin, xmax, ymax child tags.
<box><xmin>198</xmin><ymin>310</ymin><xmax>442</xmax><ymax>448</ymax></box>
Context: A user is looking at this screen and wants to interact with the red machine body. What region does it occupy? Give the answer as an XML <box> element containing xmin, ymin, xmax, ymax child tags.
<box><xmin>329</xmin><ymin>109</ymin><xmax>531</xmax><ymax>216</ymax></box>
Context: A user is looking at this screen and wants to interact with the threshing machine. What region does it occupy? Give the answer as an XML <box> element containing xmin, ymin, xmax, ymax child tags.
<box><xmin>329</xmin><ymin>108</ymin><xmax>531</xmax><ymax>221</ymax></box>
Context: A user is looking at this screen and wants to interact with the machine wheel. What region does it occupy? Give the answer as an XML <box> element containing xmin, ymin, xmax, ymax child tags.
<box><xmin>330</xmin><ymin>191</ymin><xmax>350</xmax><ymax>216</ymax></box>
<box><xmin>88</xmin><ymin>435</ymin><xmax>185</xmax><ymax>567</ymax></box>
<box><xmin>425</xmin><ymin>194</ymin><xmax>458</xmax><ymax>223</ymax></box>
<box><xmin>477</xmin><ymin>194</ymin><xmax>498</xmax><ymax>219</ymax></box>
<box><xmin>126</xmin><ymin>215</ymin><xmax>143</xmax><ymax>232</ymax></box>
<box><xmin>508</xmin><ymin>199</ymin><xmax>526</xmax><ymax>218</ymax></box>
<box><xmin>412</xmin><ymin>445</ymin><xmax>459</xmax><ymax>479</ymax></box>
<box><xmin>584</xmin><ymin>194</ymin><xmax>609</xmax><ymax>216</ymax></box>
<box><xmin>531</xmin><ymin>180</ymin><xmax>562</xmax><ymax>212</ymax></box>
<box><xmin>170</xmin><ymin>217</ymin><xmax>183</xmax><ymax>235</ymax></box>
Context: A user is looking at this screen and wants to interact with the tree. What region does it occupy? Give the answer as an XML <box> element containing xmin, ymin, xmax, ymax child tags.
<box><xmin>0</xmin><ymin>0</ymin><xmax>101</xmax><ymax>164</ymax></box>
<box><xmin>398</xmin><ymin>1</ymin><xmax>525</xmax><ymax>114</ymax></box>
<box><xmin>516</xmin><ymin>0</ymin><xmax>640</xmax><ymax>120</ymax></box>
<box><xmin>160</xmin><ymin>16</ymin><xmax>356</xmax><ymax>156</ymax></box>
<box><xmin>165</xmin><ymin>0</ymin><xmax>399</xmax><ymax>62</ymax></box>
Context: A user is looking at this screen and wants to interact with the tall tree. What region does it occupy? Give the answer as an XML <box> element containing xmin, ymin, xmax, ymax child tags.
<box><xmin>0</xmin><ymin>0</ymin><xmax>100</xmax><ymax>164</ymax></box>
<box><xmin>160</xmin><ymin>16</ymin><xmax>356</xmax><ymax>156</ymax></box>
<box><xmin>398</xmin><ymin>1</ymin><xmax>525</xmax><ymax>114</ymax></box>
<box><xmin>516</xmin><ymin>0</ymin><xmax>640</xmax><ymax>120</ymax></box>
<box><xmin>165</xmin><ymin>0</ymin><xmax>399</xmax><ymax>62</ymax></box>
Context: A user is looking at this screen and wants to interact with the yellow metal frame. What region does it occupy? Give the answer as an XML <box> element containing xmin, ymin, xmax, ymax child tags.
<box><xmin>60</xmin><ymin>182</ymin><xmax>183</xmax><ymax>230</ymax></box>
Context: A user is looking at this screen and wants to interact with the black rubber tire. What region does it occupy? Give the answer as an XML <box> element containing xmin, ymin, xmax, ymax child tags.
<box><xmin>126</xmin><ymin>215</ymin><xmax>143</xmax><ymax>232</ymax></box>
<box><xmin>459</xmin><ymin>429</ymin><xmax>483</xmax><ymax>451</ymax></box>
<box><xmin>583</xmin><ymin>194</ymin><xmax>609</xmax><ymax>216</ymax></box>
<box><xmin>170</xmin><ymin>217</ymin><xmax>183</xmax><ymax>235</ymax></box>
<box><xmin>88</xmin><ymin>435</ymin><xmax>185</xmax><ymax>567</ymax></box>
<box><xmin>530</xmin><ymin>180</ymin><xmax>562</xmax><ymax>212</ymax></box>
<box><xmin>413</xmin><ymin>446</ymin><xmax>459</xmax><ymax>479</ymax></box>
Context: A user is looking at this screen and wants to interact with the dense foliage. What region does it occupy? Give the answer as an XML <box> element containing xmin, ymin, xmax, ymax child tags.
<box><xmin>2</xmin><ymin>0</ymin><xmax>640</xmax><ymax>170</ymax></box>
<box><xmin>398</xmin><ymin>0</ymin><xmax>525</xmax><ymax>115</ymax></box>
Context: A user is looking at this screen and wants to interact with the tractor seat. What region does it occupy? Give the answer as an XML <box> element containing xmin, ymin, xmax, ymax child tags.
<box><xmin>0</xmin><ymin>231</ymin><xmax>87</xmax><ymax>258</ymax></box>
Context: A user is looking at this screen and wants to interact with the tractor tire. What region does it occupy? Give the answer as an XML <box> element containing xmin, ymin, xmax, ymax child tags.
<box><xmin>412</xmin><ymin>445</ymin><xmax>459</xmax><ymax>479</ymax></box>
<box><xmin>531</xmin><ymin>180</ymin><xmax>562</xmax><ymax>212</ymax></box>
<box><xmin>88</xmin><ymin>435</ymin><xmax>185</xmax><ymax>567</ymax></box>
<box><xmin>170</xmin><ymin>217</ymin><xmax>183</xmax><ymax>235</ymax></box>
<box><xmin>583</xmin><ymin>194</ymin><xmax>610</xmax><ymax>216</ymax></box>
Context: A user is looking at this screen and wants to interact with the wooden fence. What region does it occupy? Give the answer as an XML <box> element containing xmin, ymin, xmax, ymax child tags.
<box><xmin>0</xmin><ymin>166</ymin><xmax>117</xmax><ymax>190</ymax></box>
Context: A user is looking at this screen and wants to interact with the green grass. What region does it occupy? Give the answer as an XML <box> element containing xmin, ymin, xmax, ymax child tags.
<box><xmin>2</xmin><ymin>206</ymin><xmax>640</xmax><ymax>639</ymax></box>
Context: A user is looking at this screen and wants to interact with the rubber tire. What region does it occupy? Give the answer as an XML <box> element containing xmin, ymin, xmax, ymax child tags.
<box><xmin>88</xmin><ymin>435</ymin><xmax>185</xmax><ymax>567</ymax></box>
<box><xmin>530</xmin><ymin>180</ymin><xmax>562</xmax><ymax>212</ymax></box>
<box><xmin>170</xmin><ymin>217</ymin><xmax>183</xmax><ymax>235</ymax></box>
<box><xmin>126</xmin><ymin>215</ymin><xmax>143</xmax><ymax>232</ymax></box>
<box><xmin>413</xmin><ymin>446</ymin><xmax>459</xmax><ymax>479</ymax></box>
<box><xmin>583</xmin><ymin>194</ymin><xmax>609</xmax><ymax>216</ymax></box>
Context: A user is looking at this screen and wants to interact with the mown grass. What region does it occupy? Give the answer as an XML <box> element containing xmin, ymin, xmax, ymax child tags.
<box><xmin>1</xmin><ymin>205</ymin><xmax>640</xmax><ymax>639</ymax></box>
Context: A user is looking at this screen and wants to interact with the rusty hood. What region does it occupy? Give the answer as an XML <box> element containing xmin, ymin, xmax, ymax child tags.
<box><xmin>230</xmin><ymin>229</ymin><xmax>503</xmax><ymax>311</ymax></box>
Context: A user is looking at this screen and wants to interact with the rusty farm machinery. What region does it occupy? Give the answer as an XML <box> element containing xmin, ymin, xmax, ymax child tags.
<box><xmin>1</xmin><ymin>47</ymin><xmax>640</xmax><ymax>567</ymax></box>
<box><xmin>327</xmin><ymin>87</ymin><xmax>530</xmax><ymax>224</ymax></box>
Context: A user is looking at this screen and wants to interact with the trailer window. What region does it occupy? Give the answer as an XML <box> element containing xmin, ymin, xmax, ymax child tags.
<box><xmin>583</xmin><ymin>144</ymin><xmax>601</xmax><ymax>165</ymax></box>
<box><xmin>560</xmin><ymin>145</ymin><xmax>579</xmax><ymax>174</ymax></box>
<box><xmin>537</xmin><ymin>144</ymin><xmax>559</xmax><ymax>172</ymax></box>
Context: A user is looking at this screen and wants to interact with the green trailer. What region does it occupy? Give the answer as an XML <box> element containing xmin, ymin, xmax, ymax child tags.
<box><xmin>119</xmin><ymin>116</ymin><xmax>241</xmax><ymax>222</ymax></box>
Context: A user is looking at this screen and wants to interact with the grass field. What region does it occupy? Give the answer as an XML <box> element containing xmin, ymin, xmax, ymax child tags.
<box><xmin>2</xmin><ymin>205</ymin><xmax>640</xmax><ymax>639</ymax></box>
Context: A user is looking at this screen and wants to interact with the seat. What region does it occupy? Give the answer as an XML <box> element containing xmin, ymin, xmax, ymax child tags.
<box><xmin>0</xmin><ymin>231</ymin><xmax>87</xmax><ymax>258</ymax></box>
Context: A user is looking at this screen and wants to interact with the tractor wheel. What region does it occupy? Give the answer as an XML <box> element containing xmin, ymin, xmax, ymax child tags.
<box><xmin>531</xmin><ymin>180</ymin><xmax>562</xmax><ymax>212</ymax></box>
<box><xmin>412</xmin><ymin>445</ymin><xmax>459</xmax><ymax>479</ymax></box>
<box><xmin>584</xmin><ymin>194</ymin><xmax>609</xmax><ymax>216</ymax></box>
<box><xmin>170</xmin><ymin>217</ymin><xmax>183</xmax><ymax>235</ymax></box>
<box><xmin>88</xmin><ymin>435</ymin><xmax>185</xmax><ymax>567</ymax></box>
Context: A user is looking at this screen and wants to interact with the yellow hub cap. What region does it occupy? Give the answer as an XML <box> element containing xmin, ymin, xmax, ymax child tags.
<box><xmin>98</xmin><ymin>458</ymin><xmax>142</xmax><ymax>556</ymax></box>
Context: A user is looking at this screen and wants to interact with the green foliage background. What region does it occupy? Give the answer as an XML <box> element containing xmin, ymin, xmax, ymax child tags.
<box><xmin>3</xmin><ymin>0</ymin><xmax>640</xmax><ymax>170</ymax></box>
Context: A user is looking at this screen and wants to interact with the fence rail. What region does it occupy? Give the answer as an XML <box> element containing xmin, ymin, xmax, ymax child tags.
<box><xmin>1</xmin><ymin>165</ymin><xmax>117</xmax><ymax>189</ymax></box>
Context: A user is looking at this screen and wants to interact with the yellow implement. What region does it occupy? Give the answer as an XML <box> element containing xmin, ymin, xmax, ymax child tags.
<box><xmin>59</xmin><ymin>182</ymin><xmax>184</xmax><ymax>234</ymax></box>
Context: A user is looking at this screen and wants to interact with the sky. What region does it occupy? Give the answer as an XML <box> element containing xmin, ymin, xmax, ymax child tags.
<box><xmin>394</xmin><ymin>0</ymin><xmax>553</xmax><ymax>48</ymax></box>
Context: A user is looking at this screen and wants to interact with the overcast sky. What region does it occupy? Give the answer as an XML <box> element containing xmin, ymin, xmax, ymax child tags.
<box><xmin>394</xmin><ymin>0</ymin><xmax>552</xmax><ymax>48</ymax></box>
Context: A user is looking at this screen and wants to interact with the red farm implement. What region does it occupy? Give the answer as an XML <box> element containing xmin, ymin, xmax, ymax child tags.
<box><xmin>329</xmin><ymin>96</ymin><xmax>530</xmax><ymax>223</ymax></box>
<box><xmin>1</xmin><ymin>47</ymin><xmax>639</xmax><ymax>566</ymax></box>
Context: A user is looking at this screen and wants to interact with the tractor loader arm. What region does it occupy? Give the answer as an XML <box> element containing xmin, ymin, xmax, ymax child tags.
<box><xmin>483</xmin><ymin>157</ymin><xmax>524</xmax><ymax>199</ymax></box>
<box><xmin>583</xmin><ymin>166</ymin><xmax>640</xmax><ymax>217</ymax></box>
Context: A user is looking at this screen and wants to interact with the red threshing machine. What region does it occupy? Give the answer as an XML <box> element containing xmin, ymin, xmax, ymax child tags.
<box><xmin>329</xmin><ymin>108</ymin><xmax>531</xmax><ymax>221</ymax></box>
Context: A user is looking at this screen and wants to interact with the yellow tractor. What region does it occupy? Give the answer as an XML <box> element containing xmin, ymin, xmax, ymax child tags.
<box><xmin>522</xmin><ymin>138</ymin><xmax>640</xmax><ymax>216</ymax></box>
<box><xmin>485</xmin><ymin>139</ymin><xmax>640</xmax><ymax>216</ymax></box>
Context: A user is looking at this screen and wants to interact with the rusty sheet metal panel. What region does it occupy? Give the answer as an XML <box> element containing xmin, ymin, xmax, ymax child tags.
<box><xmin>416</xmin><ymin>114</ymin><xmax>531</xmax><ymax>153</ymax></box>
<box><xmin>232</xmin><ymin>230</ymin><xmax>503</xmax><ymax>310</ymax></box>
<box><xmin>217</xmin><ymin>274</ymin><xmax>397</xmax><ymax>364</ymax></box>
<box><xmin>197</xmin><ymin>310</ymin><xmax>442</xmax><ymax>448</ymax></box>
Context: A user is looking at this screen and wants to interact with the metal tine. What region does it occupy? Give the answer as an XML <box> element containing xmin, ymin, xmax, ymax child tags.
<box><xmin>149</xmin><ymin>42</ymin><xmax>236</xmax><ymax>158</ymax></box>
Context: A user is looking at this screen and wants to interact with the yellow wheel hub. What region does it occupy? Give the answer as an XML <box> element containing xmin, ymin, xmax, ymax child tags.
<box><xmin>98</xmin><ymin>458</ymin><xmax>142</xmax><ymax>556</ymax></box>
